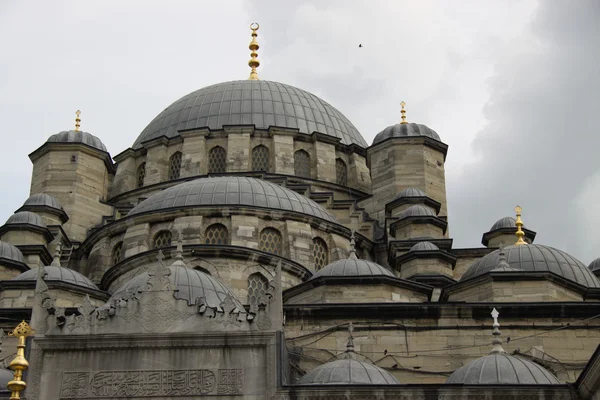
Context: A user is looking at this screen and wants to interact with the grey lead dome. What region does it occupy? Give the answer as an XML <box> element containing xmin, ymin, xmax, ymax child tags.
<box><xmin>490</xmin><ymin>216</ymin><xmax>520</xmax><ymax>231</ymax></box>
<box><xmin>0</xmin><ymin>241</ymin><xmax>26</xmax><ymax>264</ymax></box>
<box><xmin>446</xmin><ymin>353</ymin><xmax>559</xmax><ymax>385</ymax></box>
<box><xmin>133</xmin><ymin>80</ymin><xmax>367</xmax><ymax>149</ymax></box>
<box><xmin>372</xmin><ymin>122</ymin><xmax>441</xmax><ymax>146</ymax></box>
<box><xmin>313</xmin><ymin>258</ymin><xmax>394</xmax><ymax>278</ymax></box>
<box><xmin>22</xmin><ymin>193</ymin><xmax>62</xmax><ymax>210</ymax></box>
<box><xmin>14</xmin><ymin>266</ymin><xmax>98</xmax><ymax>290</ymax></box>
<box><xmin>128</xmin><ymin>177</ymin><xmax>339</xmax><ymax>223</ymax></box>
<box><xmin>5</xmin><ymin>211</ymin><xmax>46</xmax><ymax>228</ymax></box>
<box><xmin>299</xmin><ymin>359</ymin><xmax>399</xmax><ymax>385</ymax></box>
<box><xmin>47</xmin><ymin>130</ymin><xmax>107</xmax><ymax>152</ymax></box>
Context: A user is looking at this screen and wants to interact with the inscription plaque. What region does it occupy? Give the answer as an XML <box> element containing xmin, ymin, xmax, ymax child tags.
<box><xmin>60</xmin><ymin>369</ymin><xmax>244</xmax><ymax>398</ymax></box>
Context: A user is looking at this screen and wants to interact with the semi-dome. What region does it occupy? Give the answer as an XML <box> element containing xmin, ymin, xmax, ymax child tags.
<box><xmin>22</xmin><ymin>193</ymin><xmax>62</xmax><ymax>210</ymax></box>
<box><xmin>372</xmin><ymin>123</ymin><xmax>441</xmax><ymax>146</ymax></box>
<box><xmin>4</xmin><ymin>211</ymin><xmax>46</xmax><ymax>228</ymax></box>
<box><xmin>589</xmin><ymin>258</ymin><xmax>600</xmax><ymax>272</ymax></box>
<box><xmin>133</xmin><ymin>80</ymin><xmax>367</xmax><ymax>149</ymax></box>
<box><xmin>395</xmin><ymin>187</ymin><xmax>426</xmax><ymax>199</ymax></box>
<box><xmin>0</xmin><ymin>241</ymin><xmax>26</xmax><ymax>264</ymax></box>
<box><xmin>410</xmin><ymin>241</ymin><xmax>439</xmax><ymax>252</ymax></box>
<box><xmin>111</xmin><ymin>265</ymin><xmax>244</xmax><ymax>309</ymax></box>
<box><xmin>47</xmin><ymin>130</ymin><xmax>107</xmax><ymax>152</ymax></box>
<box><xmin>397</xmin><ymin>205</ymin><xmax>436</xmax><ymax>220</ymax></box>
<box><xmin>461</xmin><ymin>244</ymin><xmax>600</xmax><ymax>288</ymax></box>
<box><xmin>490</xmin><ymin>217</ymin><xmax>521</xmax><ymax>231</ymax></box>
<box><xmin>13</xmin><ymin>265</ymin><xmax>98</xmax><ymax>290</ymax></box>
<box><xmin>446</xmin><ymin>353</ymin><xmax>559</xmax><ymax>384</ymax></box>
<box><xmin>313</xmin><ymin>258</ymin><xmax>394</xmax><ymax>278</ymax></box>
<box><xmin>299</xmin><ymin>358</ymin><xmax>399</xmax><ymax>385</ymax></box>
<box><xmin>128</xmin><ymin>177</ymin><xmax>338</xmax><ymax>223</ymax></box>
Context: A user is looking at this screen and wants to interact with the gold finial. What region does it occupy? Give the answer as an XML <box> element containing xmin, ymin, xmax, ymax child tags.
<box><xmin>75</xmin><ymin>110</ymin><xmax>81</xmax><ymax>131</ymax></box>
<box><xmin>400</xmin><ymin>101</ymin><xmax>408</xmax><ymax>125</ymax></box>
<box><xmin>514</xmin><ymin>205</ymin><xmax>527</xmax><ymax>246</ymax></box>
<box><xmin>7</xmin><ymin>321</ymin><xmax>34</xmax><ymax>400</ymax></box>
<box><xmin>248</xmin><ymin>23</ymin><xmax>260</xmax><ymax>80</ymax></box>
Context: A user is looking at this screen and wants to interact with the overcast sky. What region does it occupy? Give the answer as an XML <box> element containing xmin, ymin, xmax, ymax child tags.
<box><xmin>1</xmin><ymin>1</ymin><xmax>598</xmax><ymax>263</ymax></box>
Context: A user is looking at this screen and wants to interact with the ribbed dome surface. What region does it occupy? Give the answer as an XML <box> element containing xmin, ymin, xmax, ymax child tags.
<box><xmin>128</xmin><ymin>177</ymin><xmax>338</xmax><ymax>223</ymax></box>
<box><xmin>373</xmin><ymin>123</ymin><xmax>441</xmax><ymax>145</ymax></box>
<box><xmin>5</xmin><ymin>211</ymin><xmax>46</xmax><ymax>228</ymax></box>
<box><xmin>14</xmin><ymin>266</ymin><xmax>98</xmax><ymax>290</ymax></box>
<box><xmin>446</xmin><ymin>353</ymin><xmax>559</xmax><ymax>384</ymax></box>
<box><xmin>461</xmin><ymin>244</ymin><xmax>600</xmax><ymax>288</ymax></box>
<box><xmin>22</xmin><ymin>193</ymin><xmax>62</xmax><ymax>210</ymax></box>
<box><xmin>0</xmin><ymin>241</ymin><xmax>25</xmax><ymax>264</ymax></box>
<box><xmin>395</xmin><ymin>187</ymin><xmax>426</xmax><ymax>199</ymax></box>
<box><xmin>589</xmin><ymin>258</ymin><xmax>600</xmax><ymax>272</ymax></box>
<box><xmin>313</xmin><ymin>258</ymin><xmax>394</xmax><ymax>278</ymax></box>
<box><xmin>47</xmin><ymin>130</ymin><xmax>107</xmax><ymax>152</ymax></box>
<box><xmin>299</xmin><ymin>359</ymin><xmax>399</xmax><ymax>385</ymax></box>
<box><xmin>490</xmin><ymin>217</ymin><xmax>520</xmax><ymax>231</ymax></box>
<box><xmin>397</xmin><ymin>205</ymin><xmax>436</xmax><ymax>220</ymax></box>
<box><xmin>111</xmin><ymin>265</ymin><xmax>243</xmax><ymax>309</ymax></box>
<box><xmin>133</xmin><ymin>80</ymin><xmax>367</xmax><ymax>149</ymax></box>
<box><xmin>410</xmin><ymin>241</ymin><xmax>439</xmax><ymax>252</ymax></box>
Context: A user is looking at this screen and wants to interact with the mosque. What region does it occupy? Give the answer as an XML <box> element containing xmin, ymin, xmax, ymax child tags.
<box><xmin>0</xmin><ymin>24</ymin><xmax>599</xmax><ymax>399</ymax></box>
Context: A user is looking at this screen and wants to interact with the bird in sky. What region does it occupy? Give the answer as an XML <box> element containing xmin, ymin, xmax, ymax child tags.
<box><xmin>359</xmin><ymin>44</ymin><xmax>363</xmax><ymax>48</ymax></box>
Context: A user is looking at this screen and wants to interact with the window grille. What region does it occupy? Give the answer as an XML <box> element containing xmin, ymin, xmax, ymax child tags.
<box><xmin>137</xmin><ymin>162</ymin><xmax>146</xmax><ymax>188</ymax></box>
<box><xmin>208</xmin><ymin>146</ymin><xmax>227</xmax><ymax>173</ymax></box>
<box><xmin>204</xmin><ymin>224</ymin><xmax>229</xmax><ymax>245</ymax></box>
<box><xmin>168</xmin><ymin>152</ymin><xmax>182</xmax><ymax>180</ymax></box>
<box><xmin>153</xmin><ymin>230</ymin><xmax>172</xmax><ymax>249</ymax></box>
<box><xmin>335</xmin><ymin>158</ymin><xmax>348</xmax><ymax>186</ymax></box>
<box><xmin>112</xmin><ymin>242</ymin><xmax>123</xmax><ymax>265</ymax></box>
<box><xmin>312</xmin><ymin>237</ymin><xmax>329</xmax><ymax>270</ymax></box>
<box><xmin>294</xmin><ymin>150</ymin><xmax>310</xmax><ymax>178</ymax></box>
<box><xmin>248</xmin><ymin>273</ymin><xmax>269</xmax><ymax>307</ymax></box>
<box><xmin>252</xmin><ymin>145</ymin><xmax>270</xmax><ymax>172</ymax></box>
<box><xmin>259</xmin><ymin>228</ymin><xmax>282</xmax><ymax>255</ymax></box>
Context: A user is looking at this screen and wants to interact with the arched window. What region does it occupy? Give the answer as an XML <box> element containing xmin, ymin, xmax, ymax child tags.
<box><xmin>137</xmin><ymin>162</ymin><xmax>146</xmax><ymax>188</ymax></box>
<box><xmin>252</xmin><ymin>145</ymin><xmax>270</xmax><ymax>172</ymax></box>
<box><xmin>312</xmin><ymin>237</ymin><xmax>329</xmax><ymax>271</ymax></box>
<box><xmin>168</xmin><ymin>152</ymin><xmax>182</xmax><ymax>180</ymax></box>
<box><xmin>153</xmin><ymin>230</ymin><xmax>172</xmax><ymax>249</ymax></box>
<box><xmin>259</xmin><ymin>228</ymin><xmax>282</xmax><ymax>255</ymax></box>
<box><xmin>248</xmin><ymin>273</ymin><xmax>269</xmax><ymax>307</ymax></box>
<box><xmin>194</xmin><ymin>266</ymin><xmax>211</xmax><ymax>276</ymax></box>
<box><xmin>112</xmin><ymin>241</ymin><xmax>123</xmax><ymax>265</ymax></box>
<box><xmin>204</xmin><ymin>224</ymin><xmax>229</xmax><ymax>245</ymax></box>
<box><xmin>208</xmin><ymin>146</ymin><xmax>226</xmax><ymax>173</ymax></box>
<box><xmin>335</xmin><ymin>158</ymin><xmax>347</xmax><ymax>186</ymax></box>
<box><xmin>294</xmin><ymin>150</ymin><xmax>310</xmax><ymax>178</ymax></box>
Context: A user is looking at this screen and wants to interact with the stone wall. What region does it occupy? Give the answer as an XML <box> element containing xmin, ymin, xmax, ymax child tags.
<box><xmin>286</xmin><ymin>284</ymin><xmax>429</xmax><ymax>304</ymax></box>
<box><xmin>0</xmin><ymin>287</ymin><xmax>105</xmax><ymax>308</ymax></box>
<box><xmin>447</xmin><ymin>279</ymin><xmax>584</xmax><ymax>302</ymax></box>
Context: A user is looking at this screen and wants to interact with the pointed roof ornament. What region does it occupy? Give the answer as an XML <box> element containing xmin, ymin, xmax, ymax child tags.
<box><xmin>489</xmin><ymin>307</ymin><xmax>505</xmax><ymax>354</ymax></box>
<box><xmin>345</xmin><ymin>321</ymin><xmax>356</xmax><ymax>359</ymax></box>
<box><xmin>348</xmin><ymin>230</ymin><xmax>358</xmax><ymax>260</ymax></box>
<box><xmin>171</xmin><ymin>230</ymin><xmax>186</xmax><ymax>267</ymax></box>
<box><xmin>51</xmin><ymin>242</ymin><xmax>62</xmax><ymax>267</ymax></box>
<box><xmin>514</xmin><ymin>205</ymin><xmax>527</xmax><ymax>246</ymax></box>
<box><xmin>400</xmin><ymin>101</ymin><xmax>408</xmax><ymax>125</ymax></box>
<box><xmin>497</xmin><ymin>244</ymin><xmax>510</xmax><ymax>269</ymax></box>
<box><xmin>248</xmin><ymin>23</ymin><xmax>260</xmax><ymax>80</ymax></box>
<box><xmin>75</xmin><ymin>110</ymin><xmax>81</xmax><ymax>132</ymax></box>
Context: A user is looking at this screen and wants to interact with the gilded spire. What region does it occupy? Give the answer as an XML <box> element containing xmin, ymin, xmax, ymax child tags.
<box><xmin>7</xmin><ymin>321</ymin><xmax>34</xmax><ymax>399</ymax></box>
<box><xmin>400</xmin><ymin>101</ymin><xmax>408</xmax><ymax>125</ymax></box>
<box><xmin>514</xmin><ymin>205</ymin><xmax>527</xmax><ymax>246</ymax></box>
<box><xmin>489</xmin><ymin>308</ymin><xmax>505</xmax><ymax>354</ymax></box>
<box><xmin>248</xmin><ymin>23</ymin><xmax>260</xmax><ymax>80</ymax></box>
<box><xmin>75</xmin><ymin>110</ymin><xmax>81</xmax><ymax>132</ymax></box>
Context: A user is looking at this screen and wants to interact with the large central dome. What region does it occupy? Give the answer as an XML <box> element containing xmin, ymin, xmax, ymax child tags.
<box><xmin>133</xmin><ymin>80</ymin><xmax>367</xmax><ymax>149</ymax></box>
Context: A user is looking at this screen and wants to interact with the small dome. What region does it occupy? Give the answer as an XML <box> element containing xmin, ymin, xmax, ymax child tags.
<box><xmin>446</xmin><ymin>353</ymin><xmax>559</xmax><ymax>384</ymax></box>
<box><xmin>128</xmin><ymin>177</ymin><xmax>338</xmax><ymax>223</ymax></box>
<box><xmin>461</xmin><ymin>244</ymin><xmax>600</xmax><ymax>288</ymax></box>
<box><xmin>13</xmin><ymin>266</ymin><xmax>98</xmax><ymax>290</ymax></box>
<box><xmin>5</xmin><ymin>211</ymin><xmax>46</xmax><ymax>228</ymax></box>
<box><xmin>299</xmin><ymin>359</ymin><xmax>399</xmax><ymax>385</ymax></box>
<box><xmin>397</xmin><ymin>205</ymin><xmax>436</xmax><ymax>220</ymax></box>
<box><xmin>372</xmin><ymin>123</ymin><xmax>441</xmax><ymax>146</ymax></box>
<box><xmin>22</xmin><ymin>193</ymin><xmax>62</xmax><ymax>210</ymax></box>
<box><xmin>0</xmin><ymin>369</ymin><xmax>13</xmax><ymax>392</ymax></box>
<box><xmin>589</xmin><ymin>258</ymin><xmax>600</xmax><ymax>272</ymax></box>
<box><xmin>111</xmin><ymin>265</ymin><xmax>244</xmax><ymax>309</ymax></box>
<box><xmin>134</xmin><ymin>80</ymin><xmax>367</xmax><ymax>149</ymax></box>
<box><xmin>395</xmin><ymin>187</ymin><xmax>426</xmax><ymax>199</ymax></box>
<box><xmin>490</xmin><ymin>266</ymin><xmax>522</xmax><ymax>272</ymax></box>
<box><xmin>410</xmin><ymin>241</ymin><xmax>439</xmax><ymax>252</ymax></box>
<box><xmin>0</xmin><ymin>241</ymin><xmax>26</xmax><ymax>264</ymax></box>
<box><xmin>490</xmin><ymin>216</ymin><xmax>524</xmax><ymax>231</ymax></box>
<box><xmin>313</xmin><ymin>258</ymin><xmax>394</xmax><ymax>278</ymax></box>
<box><xmin>47</xmin><ymin>130</ymin><xmax>107</xmax><ymax>152</ymax></box>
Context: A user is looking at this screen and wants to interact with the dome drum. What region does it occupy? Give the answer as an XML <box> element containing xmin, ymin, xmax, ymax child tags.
<box><xmin>482</xmin><ymin>217</ymin><xmax>536</xmax><ymax>247</ymax></box>
<box><xmin>16</xmin><ymin>194</ymin><xmax>69</xmax><ymax>224</ymax></box>
<box><xmin>385</xmin><ymin>189</ymin><xmax>441</xmax><ymax>217</ymax></box>
<box><xmin>0</xmin><ymin>211</ymin><xmax>54</xmax><ymax>243</ymax></box>
<box><xmin>389</xmin><ymin>208</ymin><xmax>448</xmax><ymax>239</ymax></box>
